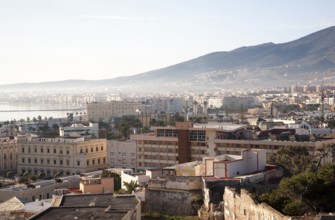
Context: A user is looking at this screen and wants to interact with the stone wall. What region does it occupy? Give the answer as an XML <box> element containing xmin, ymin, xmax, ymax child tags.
<box><xmin>223</xmin><ymin>187</ymin><xmax>292</xmax><ymax>220</ymax></box>
<box><xmin>145</xmin><ymin>175</ymin><xmax>203</xmax><ymax>216</ymax></box>
<box><xmin>145</xmin><ymin>188</ymin><xmax>202</xmax><ymax>216</ymax></box>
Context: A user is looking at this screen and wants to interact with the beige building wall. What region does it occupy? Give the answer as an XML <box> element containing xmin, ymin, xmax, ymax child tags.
<box><xmin>87</xmin><ymin>101</ymin><xmax>145</xmax><ymax>122</ymax></box>
<box><xmin>0</xmin><ymin>137</ymin><xmax>17</xmax><ymax>172</ymax></box>
<box><xmin>133</xmin><ymin>133</ymin><xmax>179</xmax><ymax>169</ymax></box>
<box><xmin>80</xmin><ymin>177</ymin><xmax>114</xmax><ymax>194</ymax></box>
<box><xmin>17</xmin><ymin>136</ymin><xmax>107</xmax><ymax>177</ymax></box>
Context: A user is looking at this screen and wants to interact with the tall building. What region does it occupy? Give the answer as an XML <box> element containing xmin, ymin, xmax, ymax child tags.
<box><xmin>17</xmin><ymin>135</ymin><xmax>107</xmax><ymax>177</ymax></box>
<box><xmin>0</xmin><ymin>137</ymin><xmax>17</xmax><ymax>173</ymax></box>
<box><xmin>87</xmin><ymin>101</ymin><xmax>145</xmax><ymax>122</ymax></box>
<box><xmin>108</xmin><ymin>139</ymin><xmax>136</xmax><ymax>170</ymax></box>
<box><xmin>132</xmin><ymin>122</ymin><xmax>334</xmax><ymax>170</ymax></box>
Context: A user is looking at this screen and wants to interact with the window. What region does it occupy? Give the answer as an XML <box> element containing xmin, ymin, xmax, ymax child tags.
<box><xmin>41</xmin><ymin>148</ymin><xmax>44</xmax><ymax>153</ymax></box>
<box><xmin>96</xmin><ymin>147</ymin><xmax>98</xmax><ymax>151</ymax></box>
<box><xmin>66</xmin><ymin>150</ymin><xmax>69</xmax><ymax>154</ymax></box>
<box><xmin>101</xmin><ymin>146</ymin><xmax>103</xmax><ymax>151</ymax></box>
<box><xmin>86</xmin><ymin>148</ymin><xmax>88</xmax><ymax>153</ymax></box>
<box><xmin>47</xmin><ymin>149</ymin><xmax>50</xmax><ymax>153</ymax></box>
<box><xmin>103</xmin><ymin>158</ymin><xmax>106</xmax><ymax>163</ymax></box>
<box><xmin>66</xmin><ymin>160</ymin><xmax>70</xmax><ymax>165</ymax></box>
<box><xmin>80</xmin><ymin>149</ymin><xmax>83</xmax><ymax>154</ymax></box>
<box><xmin>122</xmin><ymin>159</ymin><xmax>126</xmax><ymax>164</ymax></box>
<box><xmin>41</xmin><ymin>159</ymin><xmax>44</xmax><ymax>164</ymax></box>
<box><xmin>77</xmin><ymin>161</ymin><xmax>80</xmax><ymax>166</ymax></box>
<box><xmin>122</xmin><ymin>152</ymin><xmax>126</xmax><ymax>156</ymax></box>
<box><xmin>22</xmin><ymin>158</ymin><xmax>25</xmax><ymax>163</ymax></box>
<box><xmin>28</xmin><ymin>148</ymin><xmax>31</xmax><ymax>153</ymax></box>
<box><xmin>131</xmin><ymin>153</ymin><xmax>135</xmax><ymax>157</ymax></box>
<box><xmin>54</xmin><ymin>149</ymin><xmax>56</xmax><ymax>154</ymax></box>
<box><xmin>131</xmin><ymin>158</ymin><xmax>135</xmax><ymax>164</ymax></box>
<box><xmin>92</xmin><ymin>159</ymin><xmax>95</xmax><ymax>165</ymax></box>
<box><xmin>28</xmin><ymin>158</ymin><xmax>31</xmax><ymax>163</ymax></box>
<box><xmin>60</xmin><ymin>150</ymin><xmax>63</xmax><ymax>154</ymax></box>
<box><xmin>98</xmin><ymin>158</ymin><xmax>101</xmax><ymax>164</ymax></box>
<box><xmin>54</xmin><ymin>160</ymin><xmax>57</xmax><ymax>165</ymax></box>
<box><xmin>87</xmin><ymin>160</ymin><xmax>90</xmax><ymax>166</ymax></box>
<box><xmin>22</xmin><ymin>148</ymin><xmax>25</xmax><ymax>153</ymax></box>
<box><xmin>47</xmin><ymin>159</ymin><xmax>50</xmax><ymax>164</ymax></box>
<box><xmin>34</xmin><ymin>148</ymin><xmax>37</xmax><ymax>153</ymax></box>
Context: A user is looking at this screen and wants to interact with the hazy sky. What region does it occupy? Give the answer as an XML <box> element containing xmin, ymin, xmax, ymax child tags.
<box><xmin>0</xmin><ymin>0</ymin><xmax>334</xmax><ymax>85</ymax></box>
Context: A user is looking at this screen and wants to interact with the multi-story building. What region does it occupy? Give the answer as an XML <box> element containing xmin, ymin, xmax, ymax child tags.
<box><xmin>108</xmin><ymin>140</ymin><xmax>137</xmax><ymax>170</ymax></box>
<box><xmin>132</xmin><ymin>122</ymin><xmax>246</xmax><ymax>169</ymax></box>
<box><xmin>17</xmin><ymin>135</ymin><xmax>107</xmax><ymax>177</ymax></box>
<box><xmin>59</xmin><ymin>123</ymin><xmax>99</xmax><ymax>138</ymax></box>
<box><xmin>132</xmin><ymin>122</ymin><xmax>335</xmax><ymax>170</ymax></box>
<box><xmin>0</xmin><ymin>137</ymin><xmax>17</xmax><ymax>173</ymax></box>
<box><xmin>87</xmin><ymin>101</ymin><xmax>145</xmax><ymax>122</ymax></box>
<box><xmin>223</xmin><ymin>96</ymin><xmax>256</xmax><ymax>111</ymax></box>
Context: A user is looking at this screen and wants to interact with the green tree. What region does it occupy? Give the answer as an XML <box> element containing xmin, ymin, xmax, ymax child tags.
<box><xmin>18</xmin><ymin>177</ymin><xmax>27</xmax><ymax>184</ymax></box>
<box><xmin>6</xmin><ymin>171</ymin><xmax>15</xmax><ymax>179</ymax></box>
<box><xmin>269</xmin><ymin>146</ymin><xmax>313</xmax><ymax>176</ymax></box>
<box><xmin>102</xmin><ymin>170</ymin><xmax>121</xmax><ymax>191</ymax></box>
<box><xmin>259</xmin><ymin>163</ymin><xmax>335</xmax><ymax>215</ymax></box>
<box><xmin>123</xmin><ymin>180</ymin><xmax>140</xmax><ymax>193</ymax></box>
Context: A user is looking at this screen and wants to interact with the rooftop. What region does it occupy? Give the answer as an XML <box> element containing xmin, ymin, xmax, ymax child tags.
<box><xmin>28</xmin><ymin>206</ymin><xmax>129</xmax><ymax>220</ymax></box>
<box><xmin>60</xmin><ymin>194</ymin><xmax>139</xmax><ymax>210</ymax></box>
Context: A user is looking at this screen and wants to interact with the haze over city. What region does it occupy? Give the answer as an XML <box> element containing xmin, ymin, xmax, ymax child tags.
<box><xmin>1</xmin><ymin>0</ymin><xmax>335</xmax><ymax>85</ymax></box>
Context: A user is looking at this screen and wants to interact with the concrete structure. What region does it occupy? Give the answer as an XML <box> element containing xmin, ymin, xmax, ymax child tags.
<box><xmin>0</xmin><ymin>175</ymin><xmax>80</xmax><ymax>202</ymax></box>
<box><xmin>59</xmin><ymin>123</ymin><xmax>99</xmax><ymax>138</ymax></box>
<box><xmin>146</xmin><ymin>175</ymin><xmax>203</xmax><ymax>216</ymax></box>
<box><xmin>0</xmin><ymin>137</ymin><xmax>17</xmax><ymax>173</ymax></box>
<box><xmin>28</xmin><ymin>194</ymin><xmax>141</xmax><ymax>220</ymax></box>
<box><xmin>204</xmin><ymin>149</ymin><xmax>266</xmax><ymax>177</ymax></box>
<box><xmin>87</xmin><ymin>101</ymin><xmax>145</xmax><ymax>122</ymax></box>
<box><xmin>175</xmin><ymin>161</ymin><xmax>203</xmax><ymax>176</ymax></box>
<box><xmin>17</xmin><ymin>135</ymin><xmax>107</xmax><ymax>177</ymax></box>
<box><xmin>108</xmin><ymin>139</ymin><xmax>137</xmax><ymax>170</ymax></box>
<box><xmin>79</xmin><ymin>176</ymin><xmax>114</xmax><ymax>194</ymax></box>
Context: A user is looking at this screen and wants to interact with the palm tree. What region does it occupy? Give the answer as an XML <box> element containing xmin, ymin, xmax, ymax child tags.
<box><xmin>123</xmin><ymin>180</ymin><xmax>140</xmax><ymax>193</ymax></box>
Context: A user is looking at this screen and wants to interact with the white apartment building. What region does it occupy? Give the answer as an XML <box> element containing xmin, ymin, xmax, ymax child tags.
<box><xmin>108</xmin><ymin>140</ymin><xmax>137</xmax><ymax>170</ymax></box>
<box><xmin>17</xmin><ymin>135</ymin><xmax>107</xmax><ymax>177</ymax></box>
<box><xmin>203</xmin><ymin>149</ymin><xmax>266</xmax><ymax>177</ymax></box>
<box><xmin>59</xmin><ymin>123</ymin><xmax>99</xmax><ymax>138</ymax></box>
<box><xmin>208</xmin><ymin>97</ymin><xmax>223</xmax><ymax>108</ymax></box>
<box><xmin>87</xmin><ymin>101</ymin><xmax>145</xmax><ymax>122</ymax></box>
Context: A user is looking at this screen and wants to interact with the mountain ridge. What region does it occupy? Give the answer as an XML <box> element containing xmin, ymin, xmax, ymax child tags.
<box><xmin>2</xmin><ymin>26</ymin><xmax>335</xmax><ymax>92</ymax></box>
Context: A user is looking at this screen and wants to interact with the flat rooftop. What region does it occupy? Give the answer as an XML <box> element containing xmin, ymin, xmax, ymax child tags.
<box><xmin>60</xmin><ymin>194</ymin><xmax>139</xmax><ymax>210</ymax></box>
<box><xmin>28</xmin><ymin>206</ymin><xmax>129</xmax><ymax>220</ymax></box>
